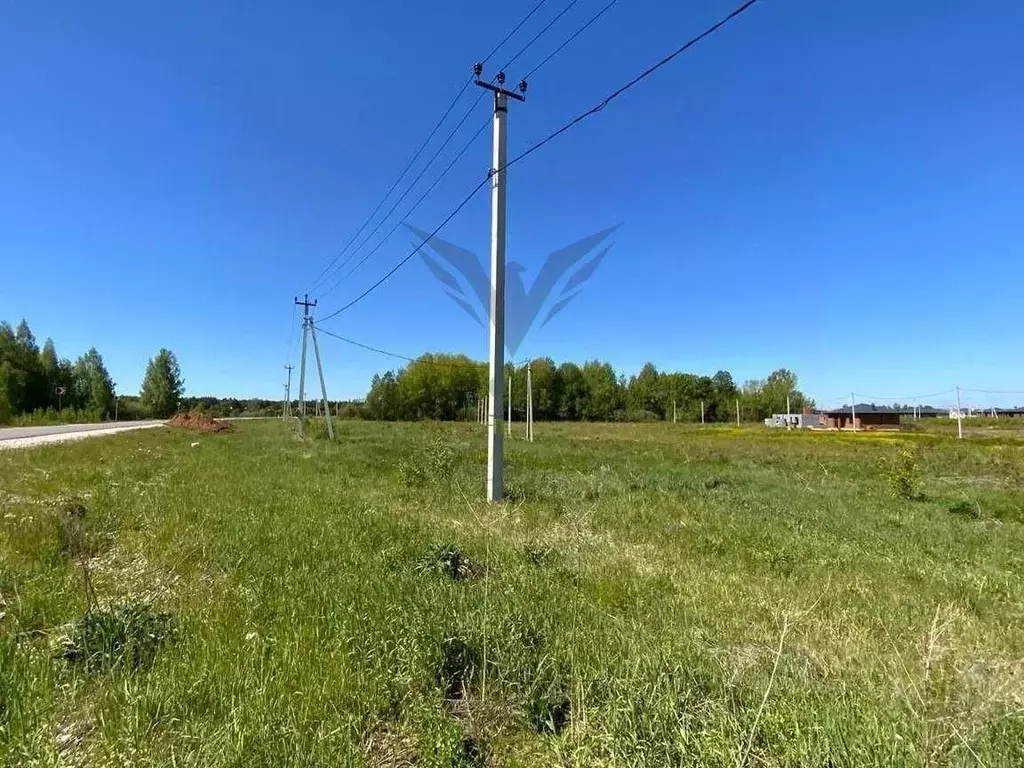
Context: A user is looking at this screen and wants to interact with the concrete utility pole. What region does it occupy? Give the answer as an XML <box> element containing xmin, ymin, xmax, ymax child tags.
<box><xmin>701</xmin><ymin>400</ymin><xmax>705</xmax><ymax>425</ymax></box>
<box><xmin>527</xmin><ymin>361</ymin><xmax>534</xmax><ymax>442</ymax></box>
<box><xmin>851</xmin><ymin>392</ymin><xmax>857</xmax><ymax>432</ymax></box>
<box><xmin>294</xmin><ymin>294</ymin><xmax>316</xmax><ymax>438</ymax></box>
<box><xmin>736</xmin><ymin>398</ymin><xmax>740</xmax><ymax>426</ymax></box>
<box><xmin>673</xmin><ymin>400</ymin><xmax>677</xmax><ymax>424</ymax></box>
<box><xmin>956</xmin><ymin>385</ymin><xmax>963</xmax><ymax>440</ymax></box>
<box><xmin>284</xmin><ymin>365</ymin><xmax>294</xmax><ymax>418</ymax></box>
<box><xmin>508</xmin><ymin>372</ymin><xmax>513</xmax><ymax>437</ymax></box>
<box><xmin>309</xmin><ymin>321</ymin><xmax>335</xmax><ymax>440</ymax></box>
<box><xmin>476</xmin><ymin>64</ymin><xmax>526</xmax><ymax>502</ymax></box>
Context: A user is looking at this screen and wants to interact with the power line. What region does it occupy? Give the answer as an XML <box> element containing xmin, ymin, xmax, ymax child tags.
<box><xmin>500</xmin><ymin>0</ymin><xmax>762</xmax><ymax>176</ymax></box>
<box><xmin>524</xmin><ymin>0</ymin><xmax>620</xmax><ymax>80</ymax></box>
<box><xmin>313</xmin><ymin>324</ymin><xmax>422</xmax><ymax>363</ymax></box>
<box><xmin>482</xmin><ymin>0</ymin><xmax>549</xmax><ymax>65</ymax></box>
<box><xmin>321</xmin><ymin>117</ymin><xmax>491</xmax><ymax>296</ymax></box>
<box><xmin>305</xmin><ymin>0</ymin><xmax>551</xmax><ymax>295</ymax></box>
<box><xmin>499</xmin><ymin>0</ymin><xmax>583</xmax><ymax>72</ymax></box>
<box><xmin>313</xmin><ymin>324</ymin><xmax>489</xmax><ymax>370</ymax></box>
<box><xmin>315</xmin><ymin>0</ymin><xmax>762</xmax><ymax>320</ymax></box>
<box><xmin>322</xmin><ymin>97</ymin><xmax>489</xmax><ymax>290</ymax></box>
<box><xmin>321</xmin><ymin>1</ymin><xmax>587</xmax><ymax>291</ymax></box>
<box><xmin>306</xmin><ymin>78</ymin><xmax>473</xmax><ymax>295</ymax></box>
<box><xmin>852</xmin><ymin>389</ymin><xmax>956</xmax><ymax>402</ymax></box>
<box><xmin>316</xmin><ymin>177</ymin><xmax>490</xmax><ymax>323</ymax></box>
<box><xmin>961</xmin><ymin>387</ymin><xmax>1024</xmax><ymax>396</ymax></box>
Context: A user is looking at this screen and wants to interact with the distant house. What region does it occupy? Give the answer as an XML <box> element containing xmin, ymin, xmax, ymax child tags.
<box><xmin>821</xmin><ymin>405</ymin><xmax>901</xmax><ymax>430</ymax></box>
<box><xmin>950</xmin><ymin>407</ymin><xmax>1024</xmax><ymax>418</ymax></box>
<box><xmin>764</xmin><ymin>412</ymin><xmax>825</xmax><ymax>429</ymax></box>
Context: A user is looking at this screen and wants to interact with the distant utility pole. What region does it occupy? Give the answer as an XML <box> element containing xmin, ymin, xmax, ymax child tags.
<box><xmin>956</xmin><ymin>385</ymin><xmax>963</xmax><ymax>440</ymax></box>
<box><xmin>701</xmin><ymin>400</ymin><xmax>705</xmax><ymax>425</ymax></box>
<box><xmin>673</xmin><ymin>400</ymin><xmax>677</xmax><ymax>424</ymax></box>
<box><xmin>309</xmin><ymin>318</ymin><xmax>335</xmax><ymax>440</ymax></box>
<box><xmin>295</xmin><ymin>295</ymin><xmax>313</xmax><ymax>438</ymax></box>
<box><xmin>736</xmin><ymin>399</ymin><xmax>740</xmax><ymax>426</ymax></box>
<box><xmin>508</xmin><ymin>372</ymin><xmax>513</xmax><ymax>437</ymax></box>
<box><xmin>851</xmin><ymin>393</ymin><xmax>857</xmax><ymax>432</ymax></box>
<box><xmin>284</xmin><ymin>365</ymin><xmax>294</xmax><ymax>418</ymax></box>
<box><xmin>527</xmin><ymin>361</ymin><xmax>534</xmax><ymax>443</ymax></box>
<box><xmin>475</xmin><ymin>63</ymin><xmax>527</xmax><ymax>502</ymax></box>
<box><xmin>293</xmin><ymin>294</ymin><xmax>334</xmax><ymax>440</ymax></box>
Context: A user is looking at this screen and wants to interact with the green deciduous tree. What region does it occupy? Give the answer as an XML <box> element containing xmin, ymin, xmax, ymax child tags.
<box><xmin>73</xmin><ymin>348</ymin><xmax>116</xmax><ymax>418</ymax></box>
<box><xmin>356</xmin><ymin>351</ymin><xmax>810</xmax><ymax>425</ymax></box>
<box><xmin>140</xmin><ymin>349</ymin><xmax>185</xmax><ymax>418</ymax></box>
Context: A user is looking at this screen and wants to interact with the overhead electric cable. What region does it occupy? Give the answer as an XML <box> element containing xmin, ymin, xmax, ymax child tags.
<box><xmin>317</xmin><ymin>0</ymin><xmax>762</xmax><ymax>319</ymax></box>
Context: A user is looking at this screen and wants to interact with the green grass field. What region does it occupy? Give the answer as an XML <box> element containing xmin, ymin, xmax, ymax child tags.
<box><xmin>2</xmin><ymin>420</ymin><xmax>1023</xmax><ymax>767</ymax></box>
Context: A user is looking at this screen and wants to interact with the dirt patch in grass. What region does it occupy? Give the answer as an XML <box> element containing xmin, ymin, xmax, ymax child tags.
<box><xmin>167</xmin><ymin>412</ymin><xmax>233</xmax><ymax>433</ymax></box>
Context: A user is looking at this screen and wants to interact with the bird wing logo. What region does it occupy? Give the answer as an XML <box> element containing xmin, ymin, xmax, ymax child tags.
<box><xmin>407</xmin><ymin>224</ymin><xmax>618</xmax><ymax>357</ymax></box>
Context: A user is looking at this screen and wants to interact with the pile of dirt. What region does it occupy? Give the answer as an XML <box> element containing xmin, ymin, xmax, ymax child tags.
<box><xmin>167</xmin><ymin>412</ymin><xmax>233</xmax><ymax>433</ymax></box>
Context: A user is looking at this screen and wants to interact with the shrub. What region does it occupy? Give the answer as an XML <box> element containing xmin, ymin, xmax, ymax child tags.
<box><xmin>60</xmin><ymin>603</ymin><xmax>178</xmax><ymax>673</ymax></box>
<box><xmin>55</xmin><ymin>502</ymin><xmax>90</xmax><ymax>559</ymax></box>
<box><xmin>428</xmin><ymin>434</ymin><xmax>455</xmax><ymax>480</ymax></box>
<box><xmin>948</xmin><ymin>500</ymin><xmax>981</xmax><ymax>520</ymax></box>
<box><xmin>398</xmin><ymin>435</ymin><xmax>457</xmax><ymax>487</ymax></box>
<box><xmin>886</xmin><ymin>448</ymin><xmax>920</xmax><ymax>500</ymax></box>
<box><xmin>396</xmin><ymin>458</ymin><xmax>426</xmax><ymax>487</ymax></box>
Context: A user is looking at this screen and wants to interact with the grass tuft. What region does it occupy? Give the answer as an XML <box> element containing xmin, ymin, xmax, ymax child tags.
<box><xmin>417</xmin><ymin>545</ymin><xmax>484</xmax><ymax>582</ymax></box>
<box><xmin>948</xmin><ymin>499</ymin><xmax>982</xmax><ymax>520</ymax></box>
<box><xmin>527</xmin><ymin>687</ymin><xmax>571</xmax><ymax>735</ymax></box>
<box><xmin>59</xmin><ymin>602</ymin><xmax>178</xmax><ymax>673</ymax></box>
<box><xmin>437</xmin><ymin>637</ymin><xmax>480</xmax><ymax>701</ymax></box>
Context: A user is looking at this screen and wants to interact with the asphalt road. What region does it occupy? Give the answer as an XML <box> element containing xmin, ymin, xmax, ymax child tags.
<box><xmin>0</xmin><ymin>420</ymin><xmax>165</xmax><ymax>450</ymax></box>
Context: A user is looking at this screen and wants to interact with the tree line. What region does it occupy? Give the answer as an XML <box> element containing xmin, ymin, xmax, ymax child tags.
<box><xmin>0</xmin><ymin>318</ymin><xmax>185</xmax><ymax>424</ymax></box>
<box><xmin>362</xmin><ymin>354</ymin><xmax>811</xmax><ymax>423</ymax></box>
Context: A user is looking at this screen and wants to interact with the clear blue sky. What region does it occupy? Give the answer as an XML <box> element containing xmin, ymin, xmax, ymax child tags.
<box><xmin>2</xmin><ymin>1</ymin><xmax>1022</xmax><ymax>408</ymax></box>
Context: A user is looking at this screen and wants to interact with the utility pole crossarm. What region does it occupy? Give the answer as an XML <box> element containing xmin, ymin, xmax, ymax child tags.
<box><xmin>473</xmin><ymin>79</ymin><xmax>526</xmax><ymax>102</ymax></box>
